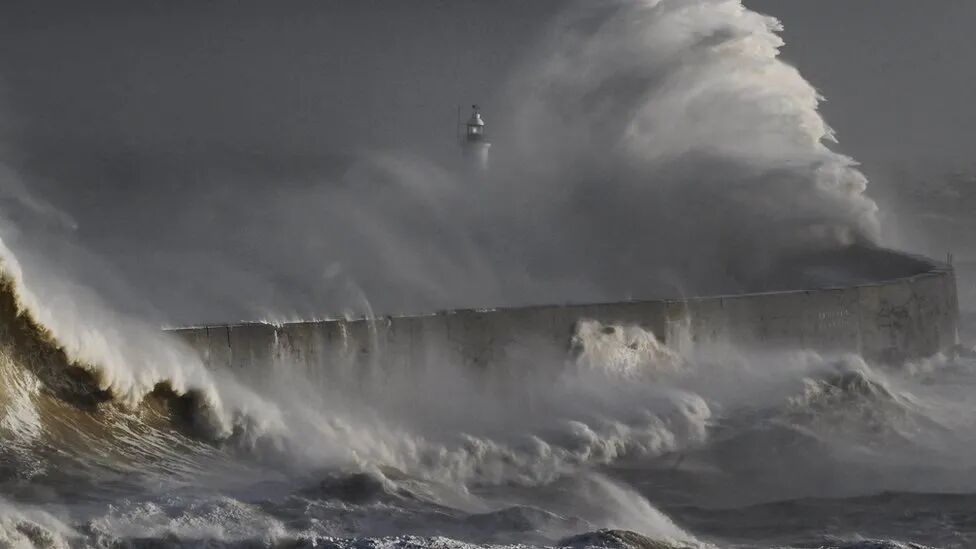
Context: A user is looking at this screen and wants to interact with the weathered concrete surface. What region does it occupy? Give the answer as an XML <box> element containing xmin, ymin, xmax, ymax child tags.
<box><xmin>170</xmin><ymin>248</ymin><xmax>959</xmax><ymax>370</ymax></box>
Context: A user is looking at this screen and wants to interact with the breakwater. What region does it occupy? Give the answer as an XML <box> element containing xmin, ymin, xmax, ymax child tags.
<box><xmin>170</xmin><ymin>248</ymin><xmax>959</xmax><ymax>370</ymax></box>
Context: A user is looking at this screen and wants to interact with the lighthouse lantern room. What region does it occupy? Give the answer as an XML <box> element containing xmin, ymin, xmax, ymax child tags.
<box><xmin>461</xmin><ymin>104</ymin><xmax>491</xmax><ymax>171</ymax></box>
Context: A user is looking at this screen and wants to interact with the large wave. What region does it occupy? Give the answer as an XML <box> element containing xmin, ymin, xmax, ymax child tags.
<box><xmin>0</xmin><ymin>1</ymin><xmax>886</xmax><ymax>325</ymax></box>
<box><xmin>284</xmin><ymin>0</ymin><xmax>885</xmax><ymax>315</ymax></box>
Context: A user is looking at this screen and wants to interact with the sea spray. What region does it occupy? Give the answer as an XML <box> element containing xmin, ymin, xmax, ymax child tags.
<box><xmin>479</xmin><ymin>0</ymin><xmax>882</xmax><ymax>303</ymax></box>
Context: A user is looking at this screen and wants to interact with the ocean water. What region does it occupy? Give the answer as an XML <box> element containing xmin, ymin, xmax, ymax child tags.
<box><xmin>1</xmin><ymin>248</ymin><xmax>975</xmax><ymax>549</ymax></box>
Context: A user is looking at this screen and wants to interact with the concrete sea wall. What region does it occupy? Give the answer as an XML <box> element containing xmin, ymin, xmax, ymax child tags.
<box><xmin>170</xmin><ymin>251</ymin><xmax>959</xmax><ymax>370</ymax></box>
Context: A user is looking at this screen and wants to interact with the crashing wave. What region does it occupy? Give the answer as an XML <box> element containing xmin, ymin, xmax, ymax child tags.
<box><xmin>558</xmin><ymin>529</ymin><xmax>694</xmax><ymax>549</ymax></box>
<box><xmin>0</xmin><ymin>498</ymin><xmax>75</xmax><ymax>549</ymax></box>
<box><xmin>571</xmin><ymin>320</ymin><xmax>686</xmax><ymax>379</ymax></box>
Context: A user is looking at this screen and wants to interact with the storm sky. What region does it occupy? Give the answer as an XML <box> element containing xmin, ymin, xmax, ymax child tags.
<box><xmin>0</xmin><ymin>1</ymin><xmax>973</xmax><ymax>323</ymax></box>
<box><xmin>2</xmin><ymin>2</ymin><xmax>974</xmax><ymax>177</ymax></box>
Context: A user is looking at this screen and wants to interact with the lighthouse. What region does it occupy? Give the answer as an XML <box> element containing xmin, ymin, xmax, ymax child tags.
<box><xmin>461</xmin><ymin>104</ymin><xmax>491</xmax><ymax>171</ymax></box>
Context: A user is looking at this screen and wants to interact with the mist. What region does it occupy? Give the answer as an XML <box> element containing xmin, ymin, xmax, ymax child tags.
<box><xmin>1</xmin><ymin>0</ymin><xmax>890</xmax><ymax>327</ymax></box>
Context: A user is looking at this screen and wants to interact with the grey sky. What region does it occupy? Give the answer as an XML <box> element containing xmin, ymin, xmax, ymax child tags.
<box><xmin>749</xmin><ymin>0</ymin><xmax>976</xmax><ymax>175</ymax></box>
<box><xmin>2</xmin><ymin>1</ymin><xmax>973</xmax><ymax>181</ymax></box>
<box><xmin>0</xmin><ymin>1</ymin><xmax>559</xmax><ymax>159</ymax></box>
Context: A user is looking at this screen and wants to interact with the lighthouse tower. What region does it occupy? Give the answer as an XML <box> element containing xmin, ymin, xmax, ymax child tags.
<box><xmin>461</xmin><ymin>104</ymin><xmax>491</xmax><ymax>171</ymax></box>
